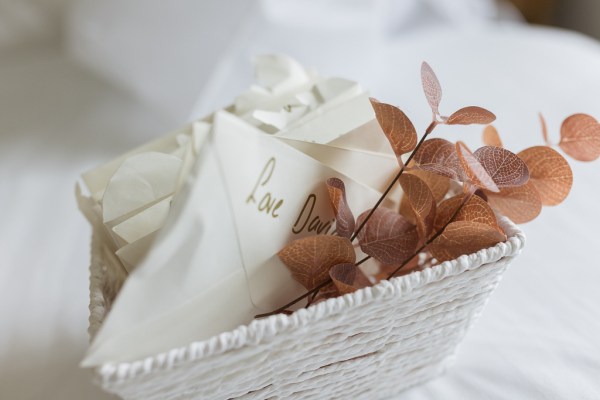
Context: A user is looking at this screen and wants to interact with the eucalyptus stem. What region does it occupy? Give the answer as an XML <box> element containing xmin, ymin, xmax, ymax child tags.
<box><xmin>350</xmin><ymin>120</ymin><xmax>438</xmax><ymax>242</ymax></box>
<box><xmin>306</xmin><ymin>289</ymin><xmax>319</xmax><ymax>308</ymax></box>
<box><xmin>356</xmin><ymin>255</ymin><xmax>370</xmax><ymax>266</ymax></box>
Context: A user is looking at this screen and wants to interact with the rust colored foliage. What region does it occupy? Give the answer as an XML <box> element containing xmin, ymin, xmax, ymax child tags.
<box><xmin>481</xmin><ymin>121</ymin><xmax>578</xmax><ymax>223</ymax></box>
<box><xmin>434</xmin><ymin>194</ymin><xmax>500</xmax><ymax>233</ymax></box>
<box><xmin>329</xmin><ymin>263</ymin><xmax>372</xmax><ymax>295</ymax></box>
<box><xmin>370</xmin><ymin>98</ymin><xmax>417</xmax><ymax>160</ymax></box>
<box><xmin>485</xmin><ymin>182</ymin><xmax>542</xmax><ymax>224</ymax></box>
<box><xmin>539</xmin><ymin>113</ymin><xmax>550</xmax><ymax>146</ymax></box>
<box><xmin>326</xmin><ymin>177</ymin><xmax>355</xmax><ymax>238</ymax></box>
<box><xmin>399</xmin><ymin>174</ymin><xmax>436</xmax><ymax>241</ymax></box>
<box><xmin>413</xmin><ymin>138</ymin><xmax>462</xmax><ymax>180</ymax></box>
<box><xmin>517</xmin><ymin>146</ymin><xmax>572</xmax><ymax>206</ymax></box>
<box><xmin>407</xmin><ymin>170</ymin><xmax>450</xmax><ymax>202</ymax></box>
<box><xmin>473</xmin><ymin>146</ymin><xmax>530</xmax><ymax>188</ymax></box>
<box><xmin>456</xmin><ymin>141</ymin><xmax>500</xmax><ymax>192</ymax></box>
<box><xmin>483</xmin><ymin>125</ymin><xmax>503</xmax><ymax>147</ymax></box>
<box><xmin>271</xmin><ymin>61</ymin><xmax>597</xmax><ymax>314</ymax></box>
<box><xmin>356</xmin><ymin>208</ymin><xmax>419</xmax><ymax>265</ymax></box>
<box><xmin>278</xmin><ymin>236</ymin><xmax>355</xmax><ymax>291</ymax></box>
<box><xmin>559</xmin><ymin>114</ymin><xmax>600</xmax><ymax>161</ymax></box>
<box><xmin>447</xmin><ymin>106</ymin><xmax>496</xmax><ymax>125</ymax></box>
<box><xmin>429</xmin><ymin>221</ymin><xmax>506</xmax><ymax>262</ymax></box>
<box><xmin>421</xmin><ymin>61</ymin><xmax>442</xmax><ymax>116</ymax></box>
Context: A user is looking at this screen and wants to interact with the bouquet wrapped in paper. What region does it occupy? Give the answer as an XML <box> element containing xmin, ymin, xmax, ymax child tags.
<box><xmin>78</xmin><ymin>54</ymin><xmax>401</xmax><ymax>366</ymax></box>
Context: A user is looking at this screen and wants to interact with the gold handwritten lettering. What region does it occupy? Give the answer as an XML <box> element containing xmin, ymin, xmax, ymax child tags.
<box><xmin>247</xmin><ymin>157</ymin><xmax>284</xmax><ymax>218</ymax></box>
<box><xmin>292</xmin><ymin>193</ymin><xmax>336</xmax><ymax>235</ymax></box>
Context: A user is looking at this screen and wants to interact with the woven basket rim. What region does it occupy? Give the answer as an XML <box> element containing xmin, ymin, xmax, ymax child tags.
<box><xmin>89</xmin><ymin>216</ymin><xmax>525</xmax><ymax>382</ymax></box>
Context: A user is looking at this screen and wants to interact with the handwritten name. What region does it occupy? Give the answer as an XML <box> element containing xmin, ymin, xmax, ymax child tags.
<box><xmin>246</xmin><ymin>157</ymin><xmax>284</xmax><ymax>218</ymax></box>
<box><xmin>292</xmin><ymin>194</ymin><xmax>336</xmax><ymax>235</ymax></box>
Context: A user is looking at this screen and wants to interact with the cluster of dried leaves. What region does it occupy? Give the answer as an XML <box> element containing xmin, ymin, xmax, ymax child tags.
<box><xmin>264</xmin><ymin>62</ymin><xmax>600</xmax><ymax>317</ymax></box>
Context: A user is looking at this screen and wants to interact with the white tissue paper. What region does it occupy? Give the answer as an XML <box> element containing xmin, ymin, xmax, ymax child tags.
<box><xmin>78</xmin><ymin>54</ymin><xmax>400</xmax><ymax>366</ymax></box>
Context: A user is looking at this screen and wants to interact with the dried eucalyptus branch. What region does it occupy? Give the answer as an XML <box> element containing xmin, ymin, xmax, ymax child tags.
<box><xmin>261</xmin><ymin>60</ymin><xmax>600</xmax><ymax>319</ymax></box>
<box><xmin>256</xmin><ymin>191</ymin><xmax>474</xmax><ymax>319</ymax></box>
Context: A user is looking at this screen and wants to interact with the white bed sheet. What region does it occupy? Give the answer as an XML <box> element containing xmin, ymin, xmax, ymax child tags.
<box><xmin>1</xmin><ymin>25</ymin><xmax>599</xmax><ymax>399</ymax></box>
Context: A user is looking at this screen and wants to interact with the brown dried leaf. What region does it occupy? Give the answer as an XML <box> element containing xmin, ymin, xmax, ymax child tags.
<box><xmin>434</xmin><ymin>194</ymin><xmax>500</xmax><ymax>233</ymax></box>
<box><xmin>329</xmin><ymin>263</ymin><xmax>372</xmax><ymax>295</ymax></box>
<box><xmin>429</xmin><ymin>221</ymin><xmax>506</xmax><ymax>262</ymax></box>
<box><xmin>370</xmin><ymin>98</ymin><xmax>418</xmax><ymax>157</ymax></box>
<box><xmin>399</xmin><ymin>174</ymin><xmax>437</xmax><ymax>240</ymax></box>
<box><xmin>278</xmin><ymin>236</ymin><xmax>356</xmax><ymax>290</ymax></box>
<box><xmin>398</xmin><ymin>195</ymin><xmax>415</xmax><ymax>224</ymax></box>
<box><xmin>482</xmin><ymin>125</ymin><xmax>503</xmax><ymax>147</ymax></box>
<box><xmin>474</xmin><ymin>189</ymin><xmax>488</xmax><ymax>202</ymax></box>
<box><xmin>421</xmin><ymin>61</ymin><xmax>442</xmax><ymax>115</ymax></box>
<box><xmin>473</xmin><ymin>146</ymin><xmax>530</xmax><ymax>188</ymax></box>
<box><xmin>406</xmin><ymin>170</ymin><xmax>450</xmax><ymax>202</ymax></box>
<box><xmin>413</xmin><ymin>138</ymin><xmax>461</xmax><ymax>180</ymax></box>
<box><xmin>356</xmin><ymin>208</ymin><xmax>419</xmax><ymax>265</ymax></box>
<box><xmin>517</xmin><ymin>146</ymin><xmax>573</xmax><ymax>206</ymax></box>
<box><xmin>399</xmin><ymin>170</ymin><xmax>449</xmax><ymax>223</ymax></box>
<box><xmin>559</xmin><ymin>113</ymin><xmax>600</xmax><ymax>161</ymax></box>
<box><xmin>447</xmin><ymin>106</ymin><xmax>496</xmax><ymax>125</ymax></box>
<box><xmin>326</xmin><ymin>177</ymin><xmax>355</xmax><ymax>238</ymax></box>
<box><xmin>485</xmin><ymin>181</ymin><xmax>542</xmax><ymax>224</ymax></box>
<box><xmin>456</xmin><ymin>142</ymin><xmax>499</xmax><ymax>192</ymax></box>
<box><xmin>539</xmin><ymin>113</ymin><xmax>550</xmax><ymax>146</ymax></box>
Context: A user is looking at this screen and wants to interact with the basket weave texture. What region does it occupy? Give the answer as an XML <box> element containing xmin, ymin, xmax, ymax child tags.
<box><xmin>88</xmin><ymin>217</ymin><xmax>525</xmax><ymax>400</ymax></box>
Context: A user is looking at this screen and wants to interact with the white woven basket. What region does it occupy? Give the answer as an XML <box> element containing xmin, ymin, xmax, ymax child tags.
<box><xmin>87</xmin><ymin>217</ymin><xmax>525</xmax><ymax>400</ymax></box>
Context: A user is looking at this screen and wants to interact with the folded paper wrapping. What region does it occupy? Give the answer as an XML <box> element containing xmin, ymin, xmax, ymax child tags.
<box><xmin>78</xmin><ymin>55</ymin><xmax>402</xmax><ymax>366</ymax></box>
<box><xmin>78</xmin><ymin>127</ymin><xmax>202</xmax><ymax>273</ymax></box>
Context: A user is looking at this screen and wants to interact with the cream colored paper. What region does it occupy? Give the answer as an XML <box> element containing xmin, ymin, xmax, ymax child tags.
<box><xmin>82</xmin><ymin>109</ymin><xmax>397</xmax><ymax>366</ymax></box>
<box><xmin>102</xmin><ymin>152</ymin><xmax>182</xmax><ymax>224</ymax></box>
<box><xmin>80</xmin><ymin>55</ymin><xmax>401</xmax><ymax>366</ymax></box>
<box><xmin>112</xmin><ymin>196</ymin><xmax>172</xmax><ymax>245</ymax></box>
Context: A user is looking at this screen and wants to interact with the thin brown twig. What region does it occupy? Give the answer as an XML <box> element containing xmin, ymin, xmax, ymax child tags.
<box><xmin>306</xmin><ymin>289</ymin><xmax>320</xmax><ymax>308</ymax></box>
<box><xmin>356</xmin><ymin>255</ymin><xmax>370</xmax><ymax>266</ymax></box>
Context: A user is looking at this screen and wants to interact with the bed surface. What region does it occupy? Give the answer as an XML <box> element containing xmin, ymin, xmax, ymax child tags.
<box><xmin>1</xmin><ymin>25</ymin><xmax>599</xmax><ymax>399</ymax></box>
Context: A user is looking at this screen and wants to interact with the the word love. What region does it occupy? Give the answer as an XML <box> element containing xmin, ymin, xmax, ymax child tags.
<box><xmin>246</xmin><ymin>157</ymin><xmax>284</xmax><ymax>218</ymax></box>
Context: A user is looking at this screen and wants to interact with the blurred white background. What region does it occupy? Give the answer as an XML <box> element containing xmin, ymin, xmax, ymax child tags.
<box><xmin>1</xmin><ymin>1</ymin><xmax>599</xmax><ymax>399</ymax></box>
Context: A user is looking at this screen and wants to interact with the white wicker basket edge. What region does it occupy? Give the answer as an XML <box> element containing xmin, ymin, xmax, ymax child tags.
<box><xmin>88</xmin><ymin>216</ymin><xmax>525</xmax><ymax>389</ymax></box>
